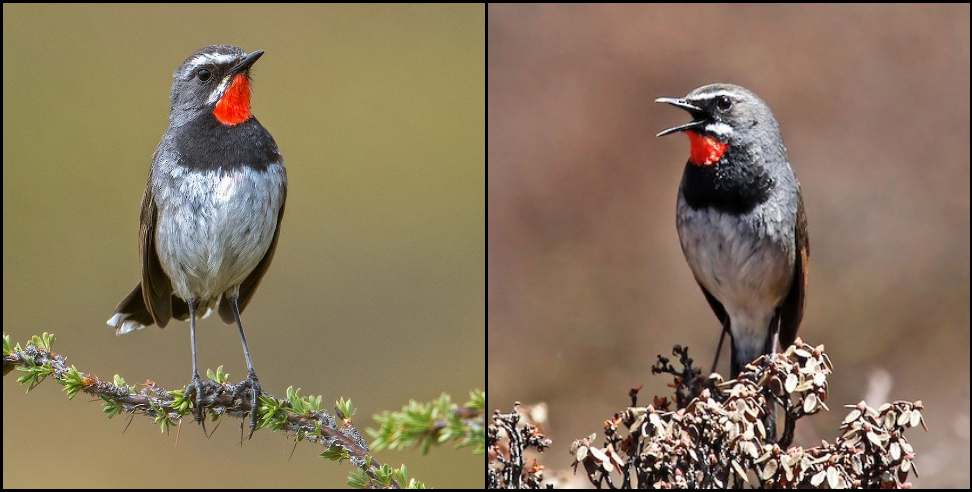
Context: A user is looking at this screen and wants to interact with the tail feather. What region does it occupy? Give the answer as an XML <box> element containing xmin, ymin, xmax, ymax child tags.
<box><xmin>107</xmin><ymin>284</ymin><xmax>155</xmax><ymax>335</ymax></box>
<box><xmin>109</xmin><ymin>284</ymin><xmax>218</xmax><ymax>335</ymax></box>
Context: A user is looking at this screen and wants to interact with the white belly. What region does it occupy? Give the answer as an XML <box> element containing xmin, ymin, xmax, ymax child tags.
<box><xmin>676</xmin><ymin>197</ymin><xmax>794</xmax><ymax>356</ymax></box>
<box><xmin>154</xmin><ymin>164</ymin><xmax>284</xmax><ymax>303</ymax></box>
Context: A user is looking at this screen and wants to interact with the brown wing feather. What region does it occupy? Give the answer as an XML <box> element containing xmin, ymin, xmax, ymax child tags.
<box><xmin>139</xmin><ymin>182</ymin><xmax>174</xmax><ymax>327</ymax></box>
<box><xmin>778</xmin><ymin>192</ymin><xmax>809</xmax><ymax>347</ymax></box>
<box><xmin>219</xmin><ymin>184</ymin><xmax>287</xmax><ymax>322</ymax></box>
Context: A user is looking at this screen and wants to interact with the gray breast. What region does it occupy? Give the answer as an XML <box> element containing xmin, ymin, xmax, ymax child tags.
<box><xmin>152</xmin><ymin>162</ymin><xmax>286</xmax><ymax>304</ymax></box>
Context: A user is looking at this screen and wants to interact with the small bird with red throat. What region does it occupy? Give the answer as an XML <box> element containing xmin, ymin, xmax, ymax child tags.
<box><xmin>656</xmin><ymin>83</ymin><xmax>809</xmax><ymax>388</ymax></box>
<box><xmin>107</xmin><ymin>45</ymin><xmax>286</xmax><ymax>436</ymax></box>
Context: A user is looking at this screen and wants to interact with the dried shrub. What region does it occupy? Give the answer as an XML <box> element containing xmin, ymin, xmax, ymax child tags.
<box><xmin>488</xmin><ymin>403</ymin><xmax>554</xmax><ymax>489</ymax></box>
<box><xmin>570</xmin><ymin>339</ymin><xmax>926</xmax><ymax>488</ymax></box>
<box><xmin>486</xmin><ymin>338</ymin><xmax>926</xmax><ymax>489</ymax></box>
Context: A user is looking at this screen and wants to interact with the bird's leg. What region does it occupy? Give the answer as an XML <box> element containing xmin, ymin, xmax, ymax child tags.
<box><xmin>710</xmin><ymin>321</ymin><xmax>729</xmax><ymax>375</ymax></box>
<box><xmin>764</xmin><ymin>402</ymin><xmax>778</xmax><ymax>443</ymax></box>
<box><xmin>229</xmin><ymin>296</ymin><xmax>261</xmax><ymax>439</ymax></box>
<box><xmin>183</xmin><ymin>299</ymin><xmax>207</xmax><ymax>428</ymax></box>
<box><xmin>761</xmin><ymin>326</ymin><xmax>780</xmax><ymax>442</ymax></box>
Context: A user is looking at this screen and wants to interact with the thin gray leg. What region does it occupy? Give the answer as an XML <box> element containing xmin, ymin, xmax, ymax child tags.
<box><xmin>186</xmin><ymin>299</ymin><xmax>207</xmax><ymax>428</ymax></box>
<box><xmin>229</xmin><ymin>296</ymin><xmax>261</xmax><ymax>439</ymax></box>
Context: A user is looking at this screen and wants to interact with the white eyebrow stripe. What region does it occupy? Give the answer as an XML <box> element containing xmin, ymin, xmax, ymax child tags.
<box><xmin>206</xmin><ymin>75</ymin><xmax>233</xmax><ymax>104</ymax></box>
<box><xmin>187</xmin><ymin>52</ymin><xmax>238</xmax><ymax>69</ymax></box>
<box><xmin>688</xmin><ymin>90</ymin><xmax>737</xmax><ymax>102</ymax></box>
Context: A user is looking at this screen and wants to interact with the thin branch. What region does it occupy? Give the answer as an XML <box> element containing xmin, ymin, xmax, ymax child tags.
<box><xmin>3</xmin><ymin>338</ymin><xmax>405</xmax><ymax>489</ymax></box>
<box><xmin>487</xmin><ymin>403</ymin><xmax>552</xmax><ymax>489</ymax></box>
<box><xmin>368</xmin><ymin>390</ymin><xmax>486</xmax><ymax>456</ymax></box>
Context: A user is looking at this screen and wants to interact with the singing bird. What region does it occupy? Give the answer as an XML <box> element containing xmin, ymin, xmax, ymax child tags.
<box><xmin>656</xmin><ymin>83</ymin><xmax>808</xmax><ymax>381</ymax></box>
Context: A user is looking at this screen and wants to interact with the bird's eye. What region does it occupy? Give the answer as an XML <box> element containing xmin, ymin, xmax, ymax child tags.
<box><xmin>715</xmin><ymin>95</ymin><xmax>732</xmax><ymax>111</ymax></box>
<box><xmin>197</xmin><ymin>69</ymin><xmax>212</xmax><ymax>82</ymax></box>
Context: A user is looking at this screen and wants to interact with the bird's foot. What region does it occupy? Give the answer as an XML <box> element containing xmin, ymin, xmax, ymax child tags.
<box><xmin>185</xmin><ymin>373</ymin><xmax>210</xmax><ymax>431</ymax></box>
<box><xmin>235</xmin><ymin>370</ymin><xmax>261</xmax><ymax>439</ymax></box>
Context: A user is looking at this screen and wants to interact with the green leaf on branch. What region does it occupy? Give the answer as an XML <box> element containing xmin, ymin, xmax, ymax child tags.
<box><xmin>60</xmin><ymin>365</ymin><xmax>86</xmax><ymax>399</ymax></box>
<box><xmin>112</xmin><ymin>374</ymin><xmax>133</xmax><ymax>393</ymax></box>
<box><xmin>16</xmin><ymin>359</ymin><xmax>53</xmax><ymax>392</ymax></box>
<box><xmin>347</xmin><ymin>468</ymin><xmax>370</xmax><ymax>489</ymax></box>
<box><xmin>206</xmin><ymin>365</ymin><xmax>230</xmax><ymax>384</ymax></box>
<box><xmin>320</xmin><ymin>443</ymin><xmax>351</xmax><ymax>463</ymax></box>
<box><xmin>257</xmin><ymin>394</ymin><xmax>289</xmax><ymax>431</ymax></box>
<box><xmin>466</xmin><ymin>388</ymin><xmax>485</xmax><ymax>411</ymax></box>
<box><xmin>336</xmin><ymin>397</ymin><xmax>356</xmax><ymax>422</ymax></box>
<box><xmin>286</xmin><ymin>386</ymin><xmax>323</xmax><ymax>415</ymax></box>
<box><xmin>369</xmin><ymin>390</ymin><xmax>485</xmax><ymax>455</ymax></box>
<box><xmin>29</xmin><ymin>332</ymin><xmax>56</xmax><ymax>352</ymax></box>
<box><xmin>346</xmin><ymin>463</ymin><xmax>427</xmax><ymax>489</ymax></box>
<box><xmin>151</xmin><ymin>401</ymin><xmax>177</xmax><ymax>434</ymax></box>
<box><xmin>102</xmin><ymin>396</ymin><xmax>123</xmax><ymax>418</ymax></box>
<box><xmin>168</xmin><ymin>388</ymin><xmax>192</xmax><ymax>415</ymax></box>
<box><xmin>396</xmin><ymin>464</ymin><xmax>427</xmax><ymax>489</ymax></box>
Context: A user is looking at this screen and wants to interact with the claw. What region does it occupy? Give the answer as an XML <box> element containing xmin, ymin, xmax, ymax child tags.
<box><xmin>186</xmin><ymin>373</ymin><xmax>209</xmax><ymax>432</ymax></box>
<box><xmin>244</xmin><ymin>371</ymin><xmax>261</xmax><ymax>440</ymax></box>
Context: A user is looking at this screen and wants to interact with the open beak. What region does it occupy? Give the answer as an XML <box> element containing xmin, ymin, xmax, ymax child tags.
<box><xmin>231</xmin><ymin>50</ymin><xmax>264</xmax><ymax>75</ymax></box>
<box><xmin>655</xmin><ymin>97</ymin><xmax>705</xmax><ymax>137</ymax></box>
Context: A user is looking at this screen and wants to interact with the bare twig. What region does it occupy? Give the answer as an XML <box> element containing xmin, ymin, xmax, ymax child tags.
<box><xmin>487</xmin><ymin>403</ymin><xmax>552</xmax><ymax>489</ymax></box>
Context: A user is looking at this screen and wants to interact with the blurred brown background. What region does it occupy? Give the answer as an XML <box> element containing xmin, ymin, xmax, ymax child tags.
<box><xmin>489</xmin><ymin>4</ymin><xmax>969</xmax><ymax>488</ymax></box>
<box><xmin>3</xmin><ymin>4</ymin><xmax>483</xmax><ymax>488</ymax></box>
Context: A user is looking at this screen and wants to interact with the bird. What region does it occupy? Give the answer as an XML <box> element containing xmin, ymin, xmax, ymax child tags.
<box><xmin>656</xmin><ymin>83</ymin><xmax>808</xmax><ymax>383</ymax></box>
<box><xmin>107</xmin><ymin>45</ymin><xmax>286</xmax><ymax>436</ymax></box>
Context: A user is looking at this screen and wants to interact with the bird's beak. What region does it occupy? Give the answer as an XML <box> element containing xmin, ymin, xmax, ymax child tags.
<box><xmin>231</xmin><ymin>50</ymin><xmax>264</xmax><ymax>75</ymax></box>
<box><xmin>655</xmin><ymin>97</ymin><xmax>705</xmax><ymax>137</ymax></box>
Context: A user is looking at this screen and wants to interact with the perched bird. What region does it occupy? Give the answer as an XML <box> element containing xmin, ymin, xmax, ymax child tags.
<box><xmin>656</xmin><ymin>83</ymin><xmax>808</xmax><ymax>382</ymax></box>
<box><xmin>107</xmin><ymin>45</ymin><xmax>286</xmax><ymax>436</ymax></box>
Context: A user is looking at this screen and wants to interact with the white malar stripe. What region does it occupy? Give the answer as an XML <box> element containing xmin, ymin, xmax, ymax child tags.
<box><xmin>206</xmin><ymin>75</ymin><xmax>233</xmax><ymax>104</ymax></box>
<box><xmin>705</xmin><ymin>122</ymin><xmax>733</xmax><ymax>137</ymax></box>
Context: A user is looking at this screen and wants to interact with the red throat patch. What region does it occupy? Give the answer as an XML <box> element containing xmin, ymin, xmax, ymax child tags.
<box><xmin>686</xmin><ymin>130</ymin><xmax>728</xmax><ymax>166</ymax></box>
<box><xmin>213</xmin><ymin>74</ymin><xmax>252</xmax><ymax>126</ymax></box>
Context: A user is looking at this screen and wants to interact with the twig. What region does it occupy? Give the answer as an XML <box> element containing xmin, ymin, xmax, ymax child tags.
<box><xmin>487</xmin><ymin>403</ymin><xmax>552</xmax><ymax>489</ymax></box>
<box><xmin>3</xmin><ymin>339</ymin><xmax>399</xmax><ymax>489</ymax></box>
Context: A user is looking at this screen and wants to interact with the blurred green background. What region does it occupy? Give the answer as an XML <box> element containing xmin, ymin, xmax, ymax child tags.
<box><xmin>3</xmin><ymin>4</ymin><xmax>483</xmax><ymax>489</ymax></box>
<box><xmin>489</xmin><ymin>4</ymin><xmax>969</xmax><ymax>488</ymax></box>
